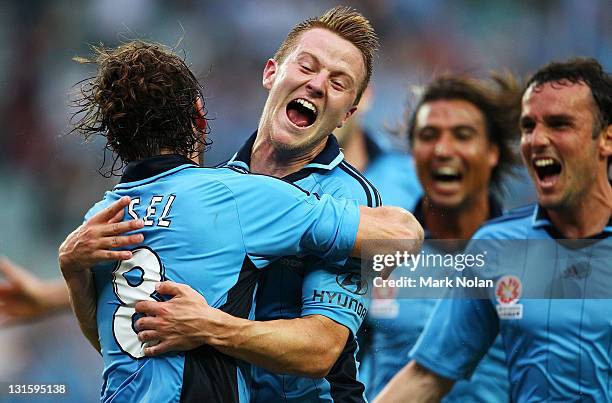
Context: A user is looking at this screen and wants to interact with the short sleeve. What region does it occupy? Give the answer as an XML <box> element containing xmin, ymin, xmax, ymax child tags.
<box><xmin>227</xmin><ymin>174</ymin><xmax>360</xmax><ymax>268</ymax></box>
<box><xmin>409</xmin><ymin>295</ymin><xmax>499</xmax><ymax>380</ymax></box>
<box><xmin>300</xmin><ymin>260</ymin><xmax>368</xmax><ymax>335</ymax></box>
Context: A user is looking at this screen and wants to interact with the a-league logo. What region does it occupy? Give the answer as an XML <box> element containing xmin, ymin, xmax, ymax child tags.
<box><xmin>495</xmin><ymin>275</ymin><xmax>523</xmax><ymax>319</ymax></box>
<box><xmin>495</xmin><ymin>275</ymin><xmax>522</xmax><ymax>305</ymax></box>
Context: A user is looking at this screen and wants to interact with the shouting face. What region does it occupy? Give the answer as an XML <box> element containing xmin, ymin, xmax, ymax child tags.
<box><xmin>258</xmin><ymin>28</ymin><xmax>366</xmax><ymax>154</ymax></box>
<box><xmin>519</xmin><ymin>81</ymin><xmax>603</xmax><ymax>210</ymax></box>
<box><xmin>412</xmin><ymin>99</ymin><xmax>499</xmax><ymax>209</ymax></box>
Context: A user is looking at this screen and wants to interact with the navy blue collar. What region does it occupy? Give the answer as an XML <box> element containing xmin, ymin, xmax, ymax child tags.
<box><xmin>230</xmin><ymin>132</ymin><xmax>258</xmax><ymax>169</ymax></box>
<box><xmin>532</xmin><ymin>204</ymin><xmax>612</xmax><ymax>239</ymax></box>
<box><xmin>227</xmin><ymin>131</ymin><xmax>344</xmax><ymax>182</ymax></box>
<box><xmin>413</xmin><ymin>195</ymin><xmax>503</xmax><ymax>240</ymax></box>
<box><xmin>120</xmin><ymin>155</ymin><xmax>197</xmax><ymax>183</ymax></box>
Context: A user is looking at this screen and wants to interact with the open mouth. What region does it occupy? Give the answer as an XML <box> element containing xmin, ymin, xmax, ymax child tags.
<box><xmin>286</xmin><ymin>98</ymin><xmax>318</xmax><ymax>128</ymax></box>
<box><xmin>432</xmin><ymin>166</ymin><xmax>462</xmax><ymax>183</ymax></box>
<box><xmin>533</xmin><ymin>157</ymin><xmax>562</xmax><ymax>183</ymax></box>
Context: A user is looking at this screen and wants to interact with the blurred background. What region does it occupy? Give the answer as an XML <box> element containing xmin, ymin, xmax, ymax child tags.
<box><xmin>0</xmin><ymin>0</ymin><xmax>610</xmax><ymax>401</ymax></box>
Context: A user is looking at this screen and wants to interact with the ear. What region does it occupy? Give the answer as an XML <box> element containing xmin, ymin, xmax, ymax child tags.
<box><xmin>336</xmin><ymin>106</ymin><xmax>358</xmax><ymax>129</ymax></box>
<box><xmin>194</xmin><ymin>96</ymin><xmax>207</xmax><ymax>132</ymax></box>
<box><xmin>262</xmin><ymin>59</ymin><xmax>278</xmax><ymax>90</ymax></box>
<box><xmin>488</xmin><ymin>142</ymin><xmax>500</xmax><ymax>169</ymax></box>
<box><xmin>599</xmin><ymin>124</ymin><xmax>612</xmax><ymax>158</ymax></box>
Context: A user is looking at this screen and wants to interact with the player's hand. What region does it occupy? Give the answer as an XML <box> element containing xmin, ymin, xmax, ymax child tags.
<box><xmin>135</xmin><ymin>281</ymin><xmax>227</xmax><ymax>356</ymax></box>
<box><xmin>0</xmin><ymin>258</ymin><xmax>69</xmax><ymax>325</ymax></box>
<box><xmin>58</xmin><ymin>196</ymin><xmax>145</xmax><ymax>277</ymax></box>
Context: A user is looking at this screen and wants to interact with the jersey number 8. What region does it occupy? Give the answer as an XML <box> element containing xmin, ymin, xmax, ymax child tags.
<box><xmin>112</xmin><ymin>247</ymin><xmax>165</xmax><ymax>359</ymax></box>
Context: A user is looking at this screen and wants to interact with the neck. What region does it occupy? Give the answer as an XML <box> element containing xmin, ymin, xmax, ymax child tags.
<box><xmin>341</xmin><ymin>128</ymin><xmax>369</xmax><ymax>172</ymax></box>
<box><xmin>423</xmin><ymin>192</ymin><xmax>491</xmax><ymax>240</ymax></box>
<box><xmin>160</xmin><ymin>148</ymin><xmax>200</xmax><ymax>165</ymax></box>
<box><xmin>249</xmin><ymin>131</ymin><xmax>327</xmax><ymax>177</ymax></box>
<box><xmin>546</xmin><ymin>176</ymin><xmax>612</xmax><ymax>239</ymax></box>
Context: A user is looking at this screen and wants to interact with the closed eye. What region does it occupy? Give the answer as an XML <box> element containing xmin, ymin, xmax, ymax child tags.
<box><xmin>331</xmin><ymin>79</ymin><xmax>346</xmax><ymax>90</ymax></box>
<box><xmin>300</xmin><ymin>64</ymin><xmax>314</xmax><ymax>73</ymax></box>
<box><xmin>453</xmin><ymin>126</ymin><xmax>477</xmax><ymax>140</ymax></box>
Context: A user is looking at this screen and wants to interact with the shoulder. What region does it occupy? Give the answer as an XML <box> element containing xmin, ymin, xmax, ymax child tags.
<box><xmin>322</xmin><ymin>160</ymin><xmax>381</xmax><ymax>207</ymax></box>
<box><xmin>473</xmin><ymin>204</ymin><xmax>536</xmax><ymax>239</ymax></box>
<box><xmin>84</xmin><ymin>193</ymin><xmax>114</xmax><ymax>222</ymax></box>
<box><xmin>216</xmin><ymin>167</ymin><xmax>313</xmax><ymax>200</ymax></box>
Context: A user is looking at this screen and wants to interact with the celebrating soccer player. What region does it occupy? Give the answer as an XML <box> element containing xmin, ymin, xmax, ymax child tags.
<box><xmin>131</xmin><ymin>7</ymin><xmax>399</xmax><ymax>403</ymax></box>
<box><xmin>56</xmin><ymin>39</ymin><xmax>422</xmax><ymax>403</ymax></box>
<box><xmin>375</xmin><ymin>58</ymin><xmax>612</xmax><ymax>402</ymax></box>
<box><xmin>365</xmin><ymin>74</ymin><xmax>521</xmax><ymax>401</ymax></box>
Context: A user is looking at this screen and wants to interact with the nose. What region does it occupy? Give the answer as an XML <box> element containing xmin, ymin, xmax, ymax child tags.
<box><xmin>529</xmin><ymin>124</ymin><xmax>550</xmax><ymax>149</ymax></box>
<box><xmin>433</xmin><ymin>132</ymin><xmax>454</xmax><ymax>158</ymax></box>
<box><xmin>306</xmin><ymin>72</ymin><xmax>325</xmax><ymax>98</ymax></box>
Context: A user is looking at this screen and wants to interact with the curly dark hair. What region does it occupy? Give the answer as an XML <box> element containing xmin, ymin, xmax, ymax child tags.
<box><xmin>406</xmin><ymin>73</ymin><xmax>522</xmax><ymax>193</ymax></box>
<box><xmin>525</xmin><ymin>57</ymin><xmax>612</xmax><ymax>138</ymax></box>
<box><xmin>71</xmin><ymin>40</ymin><xmax>210</xmax><ymax>175</ymax></box>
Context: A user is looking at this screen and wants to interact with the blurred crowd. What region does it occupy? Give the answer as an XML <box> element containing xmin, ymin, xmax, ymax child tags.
<box><xmin>0</xmin><ymin>0</ymin><xmax>610</xmax><ymax>401</ymax></box>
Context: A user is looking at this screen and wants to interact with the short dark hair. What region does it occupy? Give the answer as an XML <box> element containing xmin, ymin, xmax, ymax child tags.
<box><xmin>71</xmin><ymin>40</ymin><xmax>209</xmax><ymax>174</ymax></box>
<box><xmin>273</xmin><ymin>6</ymin><xmax>379</xmax><ymax>105</ymax></box>
<box><xmin>407</xmin><ymin>74</ymin><xmax>522</xmax><ymax>193</ymax></box>
<box><xmin>525</xmin><ymin>57</ymin><xmax>612</xmax><ymax>138</ymax></box>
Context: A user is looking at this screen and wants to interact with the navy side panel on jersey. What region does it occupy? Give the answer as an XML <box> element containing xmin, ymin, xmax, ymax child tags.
<box><xmin>227</xmin><ymin>133</ymin><xmax>382</xmax><ymax>403</ymax></box>
<box><xmin>87</xmin><ymin>155</ymin><xmax>360</xmax><ymax>403</ymax></box>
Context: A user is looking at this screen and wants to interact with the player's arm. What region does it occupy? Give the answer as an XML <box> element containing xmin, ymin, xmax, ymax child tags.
<box><xmin>58</xmin><ymin>196</ymin><xmax>144</xmax><ymax>351</ymax></box>
<box><xmin>135</xmin><ymin>281</ymin><xmax>347</xmax><ymax>377</ymax></box>
<box><xmin>376</xmin><ymin>293</ymin><xmax>499</xmax><ymax>402</ymax></box>
<box><xmin>354</xmin><ymin>205</ymin><xmax>424</xmax><ymax>260</ymax></box>
<box><xmin>0</xmin><ymin>198</ymin><xmax>145</xmax><ymax>327</ymax></box>
<box><xmin>0</xmin><ymin>258</ymin><xmax>70</xmax><ymax>325</ymax></box>
<box><xmin>227</xmin><ymin>175</ymin><xmax>423</xmax><ymax>265</ymax></box>
<box><xmin>61</xmin><ymin>268</ymin><xmax>100</xmax><ymax>351</ymax></box>
<box><xmin>291</xmin><ymin>263</ymin><xmax>366</xmax><ymax>376</ymax></box>
<box><xmin>212</xmin><ymin>313</ymin><xmax>347</xmax><ymax>377</ymax></box>
<box><xmin>374</xmin><ymin>361</ymin><xmax>454</xmax><ymax>403</ymax></box>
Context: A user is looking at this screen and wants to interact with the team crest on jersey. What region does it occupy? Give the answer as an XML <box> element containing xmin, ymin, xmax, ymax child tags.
<box><xmin>495</xmin><ymin>275</ymin><xmax>523</xmax><ymax>320</ymax></box>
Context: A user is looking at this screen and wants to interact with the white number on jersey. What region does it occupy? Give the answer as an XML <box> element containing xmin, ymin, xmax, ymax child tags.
<box><xmin>112</xmin><ymin>247</ymin><xmax>164</xmax><ymax>359</ymax></box>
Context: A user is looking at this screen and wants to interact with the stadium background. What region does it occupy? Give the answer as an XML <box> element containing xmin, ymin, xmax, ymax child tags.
<box><xmin>0</xmin><ymin>0</ymin><xmax>609</xmax><ymax>401</ymax></box>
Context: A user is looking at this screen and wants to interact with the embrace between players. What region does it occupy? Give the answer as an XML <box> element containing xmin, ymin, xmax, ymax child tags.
<box><xmin>1</xmin><ymin>5</ymin><xmax>612</xmax><ymax>403</ymax></box>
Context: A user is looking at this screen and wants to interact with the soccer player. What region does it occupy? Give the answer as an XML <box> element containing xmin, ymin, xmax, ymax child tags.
<box><xmin>375</xmin><ymin>58</ymin><xmax>612</xmax><ymax>402</ymax></box>
<box><xmin>58</xmin><ymin>40</ymin><xmax>422</xmax><ymax>403</ymax></box>
<box><xmin>129</xmin><ymin>7</ymin><xmax>395</xmax><ymax>402</ymax></box>
<box><xmin>366</xmin><ymin>74</ymin><xmax>521</xmax><ymax>402</ymax></box>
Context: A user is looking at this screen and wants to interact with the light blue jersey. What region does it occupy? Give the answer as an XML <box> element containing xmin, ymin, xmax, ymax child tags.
<box><xmin>226</xmin><ymin>133</ymin><xmax>381</xmax><ymax>402</ymax></box>
<box><xmin>411</xmin><ymin>204</ymin><xmax>612</xmax><ymax>402</ymax></box>
<box><xmin>366</xmin><ymin>197</ymin><xmax>510</xmax><ymax>402</ymax></box>
<box><xmin>87</xmin><ymin>155</ymin><xmax>360</xmax><ymax>403</ymax></box>
<box><xmin>365</xmin><ymin>152</ymin><xmax>422</xmax><ymax>209</ymax></box>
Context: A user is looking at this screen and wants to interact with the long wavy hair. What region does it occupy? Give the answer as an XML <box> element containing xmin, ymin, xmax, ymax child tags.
<box><xmin>71</xmin><ymin>40</ymin><xmax>210</xmax><ymax>176</ymax></box>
